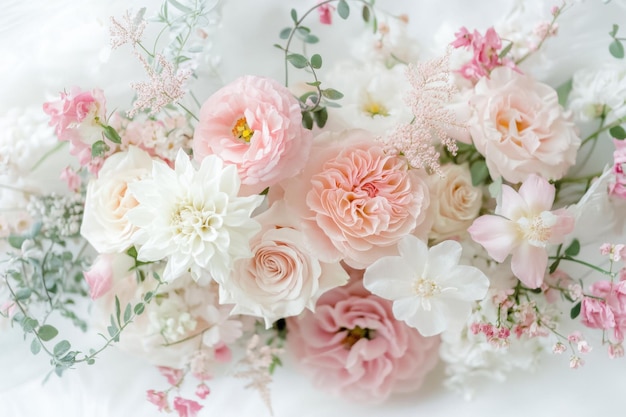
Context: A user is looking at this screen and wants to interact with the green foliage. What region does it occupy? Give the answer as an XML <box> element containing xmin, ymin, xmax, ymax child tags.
<box><xmin>570</xmin><ymin>302</ymin><xmax>582</xmax><ymax>319</ymax></box>
<box><xmin>564</xmin><ymin>239</ymin><xmax>581</xmax><ymax>257</ymax></box>
<box><xmin>337</xmin><ymin>0</ymin><xmax>350</xmax><ymax>19</ymax></box>
<box><xmin>610</xmin><ymin>125</ymin><xmax>626</xmax><ymax>139</ymax></box>
<box><xmin>470</xmin><ymin>159</ymin><xmax>489</xmax><ymax>186</ymax></box>
<box><xmin>91</xmin><ymin>140</ymin><xmax>109</xmax><ymax>158</ymax></box>
<box><xmin>609</xmin><ymin>24</ymin><xmax>625</xmax><ymax>59</ymax></box>
<box><xmin>556</xmin><ymin>78</ymin><xmax>573</xmax><ymax>107</ymax></box>
<box><xmin>102</xmin><ymin>125</ymin><xmax>122</xmax><ymax>144</ymax></box>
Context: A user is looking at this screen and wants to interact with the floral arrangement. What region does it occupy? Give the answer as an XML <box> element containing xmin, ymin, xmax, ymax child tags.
<box><xmin>1</xmin><ymin>0</ymin><xmax>626</xmax><ymax>415</ymax></box>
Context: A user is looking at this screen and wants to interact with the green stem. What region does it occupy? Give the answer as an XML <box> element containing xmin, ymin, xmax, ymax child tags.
<box><xmin>548</xmin><ymin>255</ymin><xmax>614</xmax><ymax>276</ymax></box>
<box><xmin>30</xmin><ymin>142</ymin><xmax>68</xmax><ymax>172</ymax></box>
<box><xmin>177</xmin><ymin>102</ymin><xmax>199</xmax><ymax>121</ymax></box>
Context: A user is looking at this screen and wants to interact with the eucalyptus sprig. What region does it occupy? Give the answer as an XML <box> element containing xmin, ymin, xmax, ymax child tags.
<box><xmin>275</xmin><ymin>0</ymin><xmax>377</xmax><ymax>128</ymax></box>
<box><xmin>609</xmin><ymin>24</ymin><xmax>625</xmax><ymax>59</ymax></box>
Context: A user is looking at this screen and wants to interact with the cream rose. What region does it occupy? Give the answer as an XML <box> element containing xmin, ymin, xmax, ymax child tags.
<box><xmin>429</xmin><ymin>163</ymin><xmax>482</xmax><ymax>242</ymax></box>
<box><xmin>221</xmin><ymin>201</ymin><xmax>349</xmax><ymax>327</ymax></box>
<box><xmin>81</xmin><ymin>146</ymin><xmax>154</xmax><ymax>253</ymax></box>
<box><xmin>469</xmin><ymin>67</ymin><xmax>581</xmax><ymax>184</ymax></box>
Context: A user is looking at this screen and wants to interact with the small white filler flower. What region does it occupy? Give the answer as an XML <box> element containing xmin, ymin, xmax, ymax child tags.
<box><xmin>363</xmin><ymin>234</ymin><xmax>489</xmax><ymax>337</ymax></box>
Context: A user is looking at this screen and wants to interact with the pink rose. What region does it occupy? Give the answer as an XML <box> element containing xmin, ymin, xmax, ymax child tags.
<box><xmin>193</xmin><ymin>75</ymin><xmax>312</xmax><ymax>195</ymax></box>
<box><xmin>172</xmin><ymin>397</ymin><xmax>202</xmax><ymax>417</ymax></box>
<box><xmin>287</xmin><ymin>277</ymin><xmax>439</xmax><ymax>403</ymax></box>
<box><xmin>581</xmin><ymin>297</ymin><xmax>615</xmax><ymax>329</ymax></box>
<box><xmin>281</xmin><ymin>129</ymin><xmax>432</xmax><ymax>269</ymax></box>
<box><xmin>468</xmin><ymin>67</ymin><xmax>581</xmax><ymax>184</ymax></box>
<box><xmin>222</xmin><ymin>201</ymin><xmax>349</xmax><ymax>326</ymax></box>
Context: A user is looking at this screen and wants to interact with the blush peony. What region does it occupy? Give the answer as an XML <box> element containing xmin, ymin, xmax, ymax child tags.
<box><xmin>287</xmin><ymin>276</ymin><xmax>439</xmax><ymax>403</ymax></box>
<box><xmin>192</xmin><ymin>75</ymin><xmax>312</xmax><ymax>195</ymax></box>
<box><xmin>468</xmin><ymin>66</ymin><xmax>581</xmax><ymax>184</ymax></box>
<box><xmin>281</xmin><ymin>129</ymin><xmax>432</xmax><ymax>269</ymax></box>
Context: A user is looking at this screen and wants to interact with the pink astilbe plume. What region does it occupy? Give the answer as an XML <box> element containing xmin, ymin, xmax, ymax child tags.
<box><xmin>382</xmin><ymin>51</ymin><xmax>464</xmax><ymax>175</ymax></box>
<box><xmin>109</xmin><ymin>9</ymin><xmax>147</xmax><ymax>50</ymax></box>
<box><xmin>129</xmin><ymin>54</ymin><xmax>191</xmax><ymax>117</ymax></box>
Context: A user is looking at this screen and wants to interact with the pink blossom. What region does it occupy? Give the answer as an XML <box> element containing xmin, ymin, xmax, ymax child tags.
<box><xmin>590</xmin><ymin>280</ymin><xmax>626</xmax><ymax>342</ymax></box>
<box><xmin>609</xmin><ymin>343</ymin><xmax>624</xmax><ymax>359</ymax></box>
<box><xmin>318</xmin><ymin>3</ymin><xmax>334</xmax><ymax>25</ymax></box>
<box><xmin>569</xmin><ymin>356</ymin><xmax>584</xmax><ymax>369</ymax></box>
<box><xmin>451</xmin><ymin>26</ymin><xmax>515</xmax><ymax>82</ymax></box>
<box><xmin>60</xmin><ymin>166</ymin><xmax>81</xmax><ymax>192</ymax></box>
<box><xmin>172</xmin><ymin>397</ymin><xmax>203</xmax><ymax>417</ymax></box>
<box><xmin>450</xmin><ymin>27</ymin><xmax>473</xmax><ymax>48</ymax></box>
<box><xmin>567</xmin><ymin>331</ymin><xmax>583</xmax><ymax>344</ymax></box>
<box><xmin>83</xmin><ymin>254</ymin><xmax>115</xmax><ymax>299</ymax></box>
<box><xmin>195</xmin><ymin>383</ymin><xmax>210</xmax><ymax>399</ymax></box>
<box><xmin>158</xmin><ymin>366</ymin><xmax>184</xmax><ymax>386</ymax></box>
<box><xmin>213</xmin><ymin>343</ymin><xmax>232</xmax><ymax>363</ymax></box>
<box><xmin>468</xmin><ymin>174</ymin><xmax>575</xmax><ymax>288</ymax></box>
<box><xmin>608</xmin><ymin>140</ymin><xmax>626</xmax><ymax>199</ymax></box>
<box><xmin>281</xmin><ymin>129</ymin><xmax>432</xmax><ymax>269</ymax></box>
<box><xmin>146</xmin><ymin>390</ymin><xmax>169</xmax><ymax>412</ymax></box>
<box><xmin>287</xmin><ymin>278</ymin><xmax>439</xmax><ymax>403</ymax></box>
<box><xmin>600</xmin><ymin>243</ymin><xmax>613</xmax><ymax>256</ymax></box>
<box><xmin>193</xmin><ymin>75</ymin><xmax>312</xmax><ymax>195</ymax></box>
<box><xmin>552</xmin><ymin>342</ymin><xmax>566</xmax><ymax>354</ymax></box>
<box><xmin>468</xmin><ymin>67</ymin><xmax>581</xmax><ymax>184</ymax></box>
<box><xmin>43</xmin><ymin>87</ymin><xmax>108</xmax><ymax>170</ymax></box>
<box><xmin>577</xmin><ymin>340</ymin><xmax>592</xmax><ymax>354</ymax></box>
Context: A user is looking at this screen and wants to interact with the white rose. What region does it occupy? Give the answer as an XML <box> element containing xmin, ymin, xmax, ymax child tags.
<box><xmin>220</xmin><ymin>201</ymin><xmax>349</xmax><ymax>327</ymax></box>
<box><xmin>81</xmin><ymin>146</ymin><xmax>153</xmax><ymax>253</ymax></box>
<box><xmin>429</xmin><ymin>163</ymin><xmax>482</xmax><ymax>242</ymax></box>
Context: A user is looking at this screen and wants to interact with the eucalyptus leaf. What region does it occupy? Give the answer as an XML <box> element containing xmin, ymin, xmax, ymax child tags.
<box><xmin>609</xmin><ymin>39</ymin><xmax>624</xmax><ymax>59</ymax></box>
<box><xmin>310</xmin><ymin>54</ymin><xmax>322</xmax><ymax>69</ymax></box>
<box><xmin>134</xmin><ymin>303</ymin><xmax>145</xmax><ymax>315</ymax></box>
<box><xmin>286</xmin><ymin>53</ymin><xmax>308</xmax><ymax>69</ymax></box>
<box><xmin>31</xmin><ymin>338</ymin><xmax>41</xmax><ymax>355</ymax></box>
<box><xmin>53</xmin><ymin>340</ymin><xmax>71</xmax><ymax>358</ymax></box>
<box><xmin>38</xmin><ymin>324</ymin><xmax>59</xmax><ymax>342</ymax></box>
<box><xmin>313</xmin><ymin>107</ymin><xmax>328</xmax><ymax>128</ymax></box>
<box><xmin>279</xmin><ymin>27</ymin><xmax>292</xmax><ymax>39</ymax></box>
<box><xmin>337</xmin><ymin>0</ymin><xmax>350</xmax><ymax>19</ymax></box>
<box><xmin>321</xmin><ymin>88</ymin><xmax>344</xmax><ymax>100</ymax></box>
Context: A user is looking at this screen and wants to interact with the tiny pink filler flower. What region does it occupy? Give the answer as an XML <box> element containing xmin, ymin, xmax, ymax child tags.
<box><xmin>468</xmin><ymin>174</ymin><xmax>575</xmax><ymax>288</ymax></box>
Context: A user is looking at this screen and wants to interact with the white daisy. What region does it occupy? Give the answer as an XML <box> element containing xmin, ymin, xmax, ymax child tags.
<box><xmin>127</xmin><ymin>150</ymin><xmax>263</xmax><ymax>283</ymax></box>
<box><xmin>363</xmin><ymin>234</ymin><xmax>489</xmax><ymax>337</ymax></box>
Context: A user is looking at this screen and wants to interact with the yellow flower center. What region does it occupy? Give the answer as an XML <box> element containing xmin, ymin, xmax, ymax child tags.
<box><xmin>232</xmin><ymin>117</ymin><xmax>254</xmax><ymax>143</ymax></box>
<box><xmin>363</xmin><ymin>99</ymin><xmax>389</xmax><ymax>118</ymax></box>
<box><xmin>413</xmin><ymin>278</ymin><xmax>441</xmax><ymax>298</ymax></box>
<box><xmin>339</xmin><ymin>325</ymin><xmax>374</xmax><ymax>349</ymax></box>
<box><xmin>517</xmin><ymin>211</ymin><xmax>556</xmax><ymax>248</ymax></box>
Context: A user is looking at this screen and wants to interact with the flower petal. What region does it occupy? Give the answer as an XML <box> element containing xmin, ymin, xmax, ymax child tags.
<box><xmin>363</xmin><ymin>257</ymin><xmax>416</xmax><ymax>300</ymax></box>
<box><xmin>511</xmin><ymin>243</ymin><xmax>547</xmax><ymax>288</ymax></box>
<box><xmin>518</xmin><ymin>174</ymin><xmax>555</xmax><ymax>213</ymax></box>
<box><xmin>425</xmin><ymin>240</ymin><xmax>462</xmax><ymax>278</ymax></box>
<box><xmin>468</xmin><ymin>215</ymin><xmax>518</xmax><ymax>262</ymax></box>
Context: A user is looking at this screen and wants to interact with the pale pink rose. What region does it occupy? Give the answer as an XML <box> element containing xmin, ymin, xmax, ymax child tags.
<box><xmin>59</xmin><ymin>166</ymin><xmax>81</xmax><ymax>192</ymax></box>
<box><xmin>428</xmin><ymin>163</ymin><xmax>482</xmax><ymax>241</ymax></box>
<box><xmin>281</xmin><ymin>129</ymin><xmax>432</xmax><ymax>269</ymax></box>
<box><xmin>468</xmin><ymin>66</ymin><xmax>581</xmax><ymax>184</ymax></box>
<box><xmin>43</xmin><ymin>87</ymin><xmax>108</xmax><ymax>171</ymax></box>
<box><xmin>80</xmin><ymin>146</ymin><xmax>154</xmax><ymax>253</ymax></box>
<box><xmin>287</xmin><ymin>278</ymin><xmax>439</xmax><ymax>403</ymax></box>
<box><xmin>193</xmin><ymin>75</ymin><xmax>312</xmax><ymax>195</ymax></box>
<box><xmin>172</xmin><ymin>397</ymin><xmax>202</xmax><ymax>417</ymax></box>
<box><xmin>222</xmin><ymin>201</ymin><xmax>349</xmax><ymax>327</ymax></box>
<box><xmin>468</xmin><ymin>174</ymin><xmax>575</xmax><ymax>288</ymax></box>
<box><xmin>581</xmin><ymin>297</ymin><xmax>615</xmax><ymax>329</ymax></box>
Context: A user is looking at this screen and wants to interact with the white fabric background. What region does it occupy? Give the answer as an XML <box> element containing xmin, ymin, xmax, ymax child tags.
<box><xmin>1</xmin><ymin>0</ymin><xmax>626</xmax><ymax>416</ymax></box>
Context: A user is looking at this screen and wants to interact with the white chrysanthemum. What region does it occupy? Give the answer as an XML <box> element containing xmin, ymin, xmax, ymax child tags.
<box><xmin>127</xmin><ymin>150</ymin><xmax>263</xmax><ymax>283</ymax></box>
<box><xmin>363</xmin><ymin>234</ymin><xmax>489</xmax><ymax>337</ymax></box>
<box><xmin>568</xmin><ymin>64</ymin><xmax>626</xmax><ymax>124</ymax></box>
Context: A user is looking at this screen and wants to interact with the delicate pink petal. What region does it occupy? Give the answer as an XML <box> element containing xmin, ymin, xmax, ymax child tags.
<box><xmin>511</xmin><ymin>244</ymin><xmax>548</xmax><ymax>288</ymax></box>
<box><xmin>518</xmin><ymin>174</ymin><xmax>555</xmax><ymax>213</ymax></box>
<box><xmin>468</xmin><ymin>215</ymin><xmax>518</xmax><ymax>262</ymax></box>
<box><xmin>496</xmin><ymin>184</ymin><xmax>527</xmax><ymax>219</ymax></box>
<box><xmin>548</xmin><ymin>208</ymin><xmax>576</xmax><ymax>243</ymax></box>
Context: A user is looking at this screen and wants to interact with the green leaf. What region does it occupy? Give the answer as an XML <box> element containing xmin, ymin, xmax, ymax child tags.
<box><xmin>102</xmin><ymin>125</ymin><xmax>121</xmax><ymax>144</ymax></box>
<box><xmin>564</xmin><ymin>239</ymin><xmax>581</xmax><ymax>257</ymax></box>
<box><xmin>144</xmin><ymin>291</ymin><xmax>154</xmax><ymax>302</ymax></box>
<box><xmin>488</xmin><ymin>176</ymin><xmax>502</xmax><ymax>198</ymax></box>
<box><xmin>303</xmin><ymin>34</ymin><xmax>319</xmax><ymax>44</ymax></box>
<box><xmin>22</xmin><ymin>317</ymin><xmax>38</xmax><ymax>333</ymax></box>
<box><xmin>107</xmin><ymin>324</ymin><xmax>118</xmax><ymax>339</ymax></box>
<box><xmin>310</xmin><ymin>54</ymin><xmax>322</xmax><ymax>69</ymax></box>
<box><xmin>91</xmin><ymin>140</ymin><xmax>109</xmax><ymax>158</ymax></box>
<box><xmin>87</xmin><ymin>358</ymin><xmax>96</xmax><ymax>365</ymax></box>
<box><xmin>570</xmin><ymin>301</ymin><xmax>582</xmax><ymax>319</ymax></box>
<box><xmin>610</xmin><ymin>125</ymin><xmax>626</xmax><ymax>139</ymax></box>
<box><xmin>126</xmin><ymin>246</ymin><xmax>138</xmax><ymax>259</ymax></box>
<box><xmin>279</xmin><ymin>27</ymin><xmax>292</xmax><ymax>40</ymax></box>
<box><xmin>286</xmin><ymin>53</ymin><xmax>308</xmax><ymax>69</ymax></box>
<box><xmin>300</xmin><ymin>92</ymin><xmax>318</xmax><ymax>103</ymax></box>
<box><xmin>290</xmin><ymin>8</ymin><xmax>298</xmax><ymax>23</ymax></box>
<box><xmin>609</xmin><ymin>39</ymin><xmax>624</xmax><ymax>58</ymax></box>
<box><xmin>313</xmin><ymin>107</ymin><xmax>328</xmax><ymax>128</ymax></box>
<box><xmin>548</xmin><ymin>258</ymin><xmax>560</xmax><ymax>274</ymax></box>
<box><xmin>123</xmin><ymin>303</ymin><xmax>132</xmax><ymax>323</ymax></box>
<box><xmin>53</xmin><ymin>340</ymin><xmax>71</xmax><ymax>358</ymax></box>
<box><xmin>337</xmin><ymin>0</ymin><xmax>350</xmax><ymax>19</ymax></box>
<box><xmin>470</xmin><ymin>160</ymin><xmax>489</xmax><ymax>186</ymax></box>
<box><xmin>168</xmin><ymin>0</ymin><xmax>193</xmax><ymax>13</ymax></box>
<box><xmin>302</xmin><ymin>111</ymin><xmax>314</xmax><ymax>130</ymax></box>
<box><xmin>134</xmin><ymin>302</ymin><xmax>145</xmax><ymax>315</ymax></box>
<box><xmin>115</xmin><ymin>296</ymin><xmax>122</xmax><ymax>326</ymax></box>
<box><xmin>8</xmin><ymin>235</ymin><xmax>26</xmax><ymax>249</ymax></box>
<box><xmin>321</xmin><ymin>88</ymin><xmax>344</xmax><ymax>100</ymax></box>
<box><xmin>31</xmin><ymin>338</ymin><xmax>41</xmax><ymax>355</ymax></box>
<box><xmin>498</xmin><ymin>42</ymin><xmax>513</xmax><ymax>59</ymax></box>
<box><xmin>15</xmin><ymin>288</ymin><xmax>32</xmax><ymax>301</ymax></box>
<box><xmin>610</xmin><ymin>23</ymin><xmax>619</xmax><ymax>37</ymax></box>
<box><xmin>362</xmin><ymin>5</ymin><xmax>371</xmax><ymax>22</ymax></box>
<box><xmin>38</xmin><ymin>324</ymin><xmax>59</xmax><ymax>342</ymax></box>
<box><xmin>555</xmin><ymin>78</ymin><xmax>573</xmax><ymax>107</ymax></box>
<box><xmin>305</xmin><ymin>81</ymin><xmax>321</xmax><ymax>87</ymax></box>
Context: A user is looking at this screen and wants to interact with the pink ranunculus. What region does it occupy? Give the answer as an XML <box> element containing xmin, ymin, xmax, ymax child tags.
<box><xmin>581</xmin><ymin>297</ymin><xmax>615</xmax><ymax>330</ymax></box>
<box><xmin>172</xmin><ymin>396</ymin><xmax>203</xmax><ymax>417</ymax></box>
<box><xmin>43</xmin><ymin>87</ymin><xmax>108</xmax><ymax>170</ymax></box>
<box><xmin>468</xmin><ymin>66</ymin><xmax>581</xmax><ymax>184</ymax></box>
<box><xmin>222</xmin><ymin>201</ymin><xmax>349</xmax><ymax>327</ymax></box>
<box><xmin>287</xmin><ymin>277</ymin><xmax>439</xmax><ymax>403</ymax></box>
<box><xmin>281</xmin><ymin>129</ymin><xmax>432</xmax><ymax>269</ymax></box>
<box><xmin>192</xmin><ymin>75</ymin><xmax>312</xmax><ymax>195</ymax></box>
<box><xmin>468</xmin><ymin>174</ymin><xmax>575</xmax><ymax>288</ymax></box>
